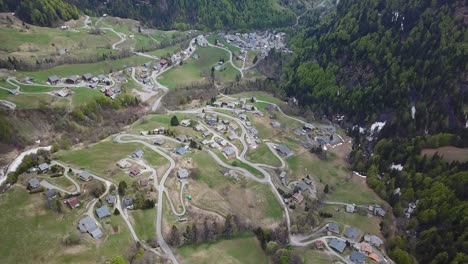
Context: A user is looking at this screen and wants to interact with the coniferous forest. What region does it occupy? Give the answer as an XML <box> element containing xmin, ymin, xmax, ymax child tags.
<box><xmin>283</xmin><ymin>0</ymin><xmax>467</xmax><ymax>263</ymax></box>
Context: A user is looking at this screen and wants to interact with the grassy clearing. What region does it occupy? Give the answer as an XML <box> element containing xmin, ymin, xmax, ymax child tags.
<box><xmin>130</xmin><ymin>209</ymin><xmax>156</xmax><ymax>241</ymax></box>
<box><xmin>18</xmin><ymin>55</ymin><xmax>149</xmax><ymax>83</ymax></box>
<box><xmin>0</xmin><ymin>187</ymin><xmax>135</xmax><ymax>264</ymax></box>
<box><xmin>229</xmin><ymin>91</ymin><xmax>283</xmax><ymax>105</ymax></box>
<box><xmin>286</xmin><ymin>151</ymin><xmax>383</xmax><ymax>205</ymax></box>
<box><xmin>187</xmin><ymin>151</ymin><xmax>282</xmax><ymax>225</ymax></box>
<box><xmin>158</xmin><ymin>62</ymin><xmax>204</xmax><ymax>89</ymax></box>
<box><xmin>159</xmin><ymin>46</ymin><xmax>238</xmax><ymax>89</ymax></box>
<box><xmin>246</xmin><ymin>144</ymin><xmax>281</xmax><ymax>167</ymax></box>
<box><xmin>178</xmin><ymin>234</ymin><xmax>268</xmax><ymax>264</ymax></box>
<box><xmin>207</xmin><ymin>35</ymin><xmax>241</xmax><ymax>54</ymax></box>
<box><xmin>0</xmin><ymin>187</ymin><xmax>72</xmax><ymax>264</ymax></box>
<box><xmin>293</xmin><ymin>248</ymin><xmax>335</xmax><ymax>264</ymax></box>
<box><xmin>2</xmin><ymin>93</ymin><xmax>70</xmax><ymax>109</ymax></box>
<box><xmin>146</xmin><ymin>45</ymin><xmax>181</xmax><ymax>58</ymax></box>
<box><xmin>421</xmin><ymin>146</ymin><xmax>468</xmax><ymax>163</ymax></box>
<box><xmin>0</xmin><ymin>24</ymin><xmax>118</xmax><ymax>62</ymax></box>
<box><xmin>55</xmin><ymin>140</ymin><xmax>167</xmax><ymax>185</ymax></box>
<box><xmin>19</xmin><ymin>84</ymin><xmax>62</xmax><ymax>93</ymax></box>
<box><xmin>71</xmin><ymin>88</ymin><xmax>104</xmax><ymax>107</ymax></box>
<box><xmin>321</xmin><ymin>205</ymin><xmax>382</xmax><ymax>236</ymax></box>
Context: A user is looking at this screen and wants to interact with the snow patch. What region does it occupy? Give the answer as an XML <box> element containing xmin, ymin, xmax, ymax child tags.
<box><xmin>411</xmin><ymin>106</ymin><xmax>416</xmax><ymax>120</ymax></box>
<box><xmin>353</xmin><ymin>171</ymin><xmax>367</xmax><ymax>178</ymax></box>
<box><xmin>370</xmin><ymin>121</ymin><xmax>386</xmax><ymax>135</ymax></box>
<box><xmin>390</xmin><ymin>163</ymin><xmax>403</xmax><ymax>171</ymax></box>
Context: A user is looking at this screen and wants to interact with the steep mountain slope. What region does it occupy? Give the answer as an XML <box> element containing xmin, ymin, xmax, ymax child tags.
<box><xmin>0</xmin><ymin>0</ymin><xmax>80</xmax><ymax>26</ymax></box>
<box><xmin>283</xmin><ymin>0</ymin><xmax>467</xmax><ymax>135</ymax></box>
<box><xmin>282</xmin><ymin>1</ymin><xmax>468</xmax><ymax>263</ymax></box>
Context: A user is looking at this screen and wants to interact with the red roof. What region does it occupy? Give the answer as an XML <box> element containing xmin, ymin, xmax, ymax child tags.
<box><xmin>315</xmin><ymin>240</ymin><xmax>325</xmax><ymax>249</ymax></box>
<box><xmin>129</xmin><ymin>167</ymin><xmax>141</xmax><ymax>176</ymax></box>
<box><xmin>66</xmin><ymin>197</ymin><xmax>79</xmax><ymax>208</ymax></box>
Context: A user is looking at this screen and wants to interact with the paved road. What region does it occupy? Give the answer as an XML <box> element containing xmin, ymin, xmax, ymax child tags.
<box><xmin>0</xmin><ymin>100</ymin><xmax>16</xmax><ymax>110</ymax></box>
<box><xmin>207</xmin><ymin>43</ymin><xmax>244</xmax><ymax>78</ymax></box>
<box><xmin>114</xmin><ymin>134</ymin><xmax>178</xmax><ymax>264</ymax></box>
<box><xmin>50</xmin><ymin>161</ymin><xmax>81</xmax><ymax>193</ymax></box>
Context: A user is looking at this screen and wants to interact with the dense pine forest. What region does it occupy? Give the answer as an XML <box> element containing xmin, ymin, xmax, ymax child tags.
<box><xmin>284</xmin><ymin>0</ymin><xmax>466</xmax><ymax>134</ymax></box>
<box><xmin>283</xmin><ymin>0</ymin><xmax>467</xmax><ymax>263</ymax></box>
<box><xmin>0</xmin><ymin>0</ymin><xmax>298</xmax><ymax>29</ymax></box>
<box><xmin>0</xmin><ymin>0</ymin><xmax>80</xmax><ymax>26</ymax></box>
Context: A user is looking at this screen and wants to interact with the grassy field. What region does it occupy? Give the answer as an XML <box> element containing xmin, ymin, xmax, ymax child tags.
<box><xmin>0</xmin><ymin>187</ymin><xmax>135</xmax><ymax>264</ymax></box>
<box><xmin>188</xmin><ymin>151</ymin><xmax>283</xmax><ymax>224</ymax></box>
<box><xmin>0</xmin><ymin>22</ymin><xmax>118</xmax><ymax>62</ymax></box>
<box><xmin>245</xmin><ymin>144</ymin><xmax>282</xmax><ymax>167</ymax></box>
<box><xmin>293</xmin><ymin>248</ymin><xmax>335</xmax><ymax>264</ymax></box>
<box><xmin>129</xmin><ymin>209</ymin><xmax>156</xmax><ymax>241</ymax></box>
<box><xmin>18</xmin><ymin>55</ymin><xmax>149</xmax><ymax>84</ymax></box>
<box><xmin>178</xmin><ymin>234</ymin><xmax>268</xmax><ymax>264</ymax></box>
<box><xmin>0</xmin><ymin>92</ymin><xmax>69</xmax><ymax>109</ymax></box>
<box><xmin>207</xmin><ymin>35</ymin><xmax>241</xmax><ymax>54</ymax></box>
<box><xmin>320</xmin><ymin>205</ymin><xmax>383</xmax><ymax>236</ymax></box>
<box><xmin>286</xmin><ymin>150</ymin><xmax>383</xmax><ymax>205</ymax></box>
<box><xmin>228</xmin><ymin>91</ymin><xmax>284</xmax><ymax>105</ymax></box>
<box><xmin>421</xmin><ymin>146</ymin><xmax>468</xmax><ymax>163</ymax></box>
<box><xmin>159</xmin><ymin>46</ymin><xmax>238</xmax><ymax>89</ymax></box>
<box><xmin>147</xmin><ymin>45</ymin><xmax>181</xmax><ymax>58</ymax></box>
<box><xmin>71</xmin><ymin>88</ymin><xmax>105</xmax><ymax>107</ymax></box>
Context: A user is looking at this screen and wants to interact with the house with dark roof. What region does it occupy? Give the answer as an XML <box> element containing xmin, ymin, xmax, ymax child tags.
<box><xmin>44</xmin><ymin>189</ymin><xmax>57</xmax><ymax>200</ymax></box>
<box><xmin>79</xmin><ymin>171</ymin><xmax>94</xmax><ymax>181</ymax></box>
<box><xmin>78</xmin><ymin>216</ymin><xmax>103</xmax><ymax>239</ymax></box>
<box><xmin>276</xmin><ymin>144</ymin><xmax>291</xmax><ymax>156</ymax></box>
<box><xmin>176</xmin><ymin>135</ymin><xmax>187</xmax><ymax>142</ymax></box>
<box><xmin>344</xmin><ymin>227</ymin><xmax>361</xmax><ymax>241</ymax></box>
<box><xmin>48</xmin><ymin>75</ymin><xmax>60</xmax><ymax>85</ymax></box>
<box><xmin>296</xmin><ymin>182</ymin><xmax>309</xmax><ymax>192</ymax></box>
<box><xmin>38</xmin><ymin>163</ymin><xmax>49</xmax><ymax>173</ymax></box>
<box><xmin>303</xmin><ymin>123</ymin><xmax>315</xmax><ymax>131</ymax></box>
<box><xmin>223</xmin><ymin>146</ymin><xmax>235</xmax><ymax>156</ymax></box>
<box><xmin>329</xmin><ymin>238</ymin><xmax>346</xmax><ymax>253</ymax></box>
<box><xmin>206</xmin><ymin>119</ymin><xmax>217</xmax><ymax>126</ymax></box>
<box><xmin>65</xmin><ymin>75</ymin><xmax>80</xmax><ymax>84</ymax></box>
<box><xmin>82</xmin><ymin>73</ymin><xmax>94</xmax><ymax>81</ymax></box>
<box><xmin>327</xmin><ymin>222</ymin><xmax>340</xmax><ymax>234</ymax></box>
<box><xmin>175</xmin><ymin>145</ymin><xmax>189</xmax><ymax>155</ymax></box>
<box><xmin>123</xmin><ymin>197</ymin><xmax>133</xmax><ymax>209</ymax></box>
<box><xmin>364</xmin><ymin>234</ymin><xmax>384</xmax><ymax>247</ymax></box>
<box><xmin>96</xmin><ymin>205</ymin><xmax>111</xmax><ymax>219</ymax></box>
<box><xmin>131</xmin><ymin>149</ymin><xmax>144</xmax><ymax>159</ymax></box>
<box><xmin>28</xmin><ymin>177</ymin><xmax>41</xmax><ymax>189</ymax></box>
<box><xmin>106</xmin><ymin>195</ymin><xmax>116</xmax><ymax>205</ymax></box>
<box><xmin>350</xmin><ymin>251</ymin><xmax>366</xmax><ymax>263</ymax></box>
<box><xmin>66</xmin><ymin>197</ymin><xmax>80</xmax><ymax>208</ymax></box>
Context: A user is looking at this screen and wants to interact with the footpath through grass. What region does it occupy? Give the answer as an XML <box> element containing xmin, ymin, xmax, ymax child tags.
<box><xmin>178</xmin><ymin>233</ymin><xmax>268</xmax><ymax>264</ymax></box>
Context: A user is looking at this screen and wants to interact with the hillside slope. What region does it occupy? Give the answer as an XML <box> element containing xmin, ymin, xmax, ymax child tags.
<box><xmin>283</xmin><ymin>0</ymin><xmax>467</xmax><ymax>135</ymax></box>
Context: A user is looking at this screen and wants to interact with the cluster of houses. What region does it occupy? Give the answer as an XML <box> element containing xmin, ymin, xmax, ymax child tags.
<box><xmin>47</xmin><ymin>73</ymin><xmax>110</xmax><ymax>87</ymax></box>
<box><xmin>324</xmin><ymin>224</ymin><xmax>384</xmax><ymax>263</ymax></box>
<box><xmin>218</xmin><ymin>31</ymin><xmax>291</xmax><ymax>57</ymax></box>
<box><xmin>344</xmin><ymin>203</ymin><xmax>387</xmax><ymax>218</ymax></box>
